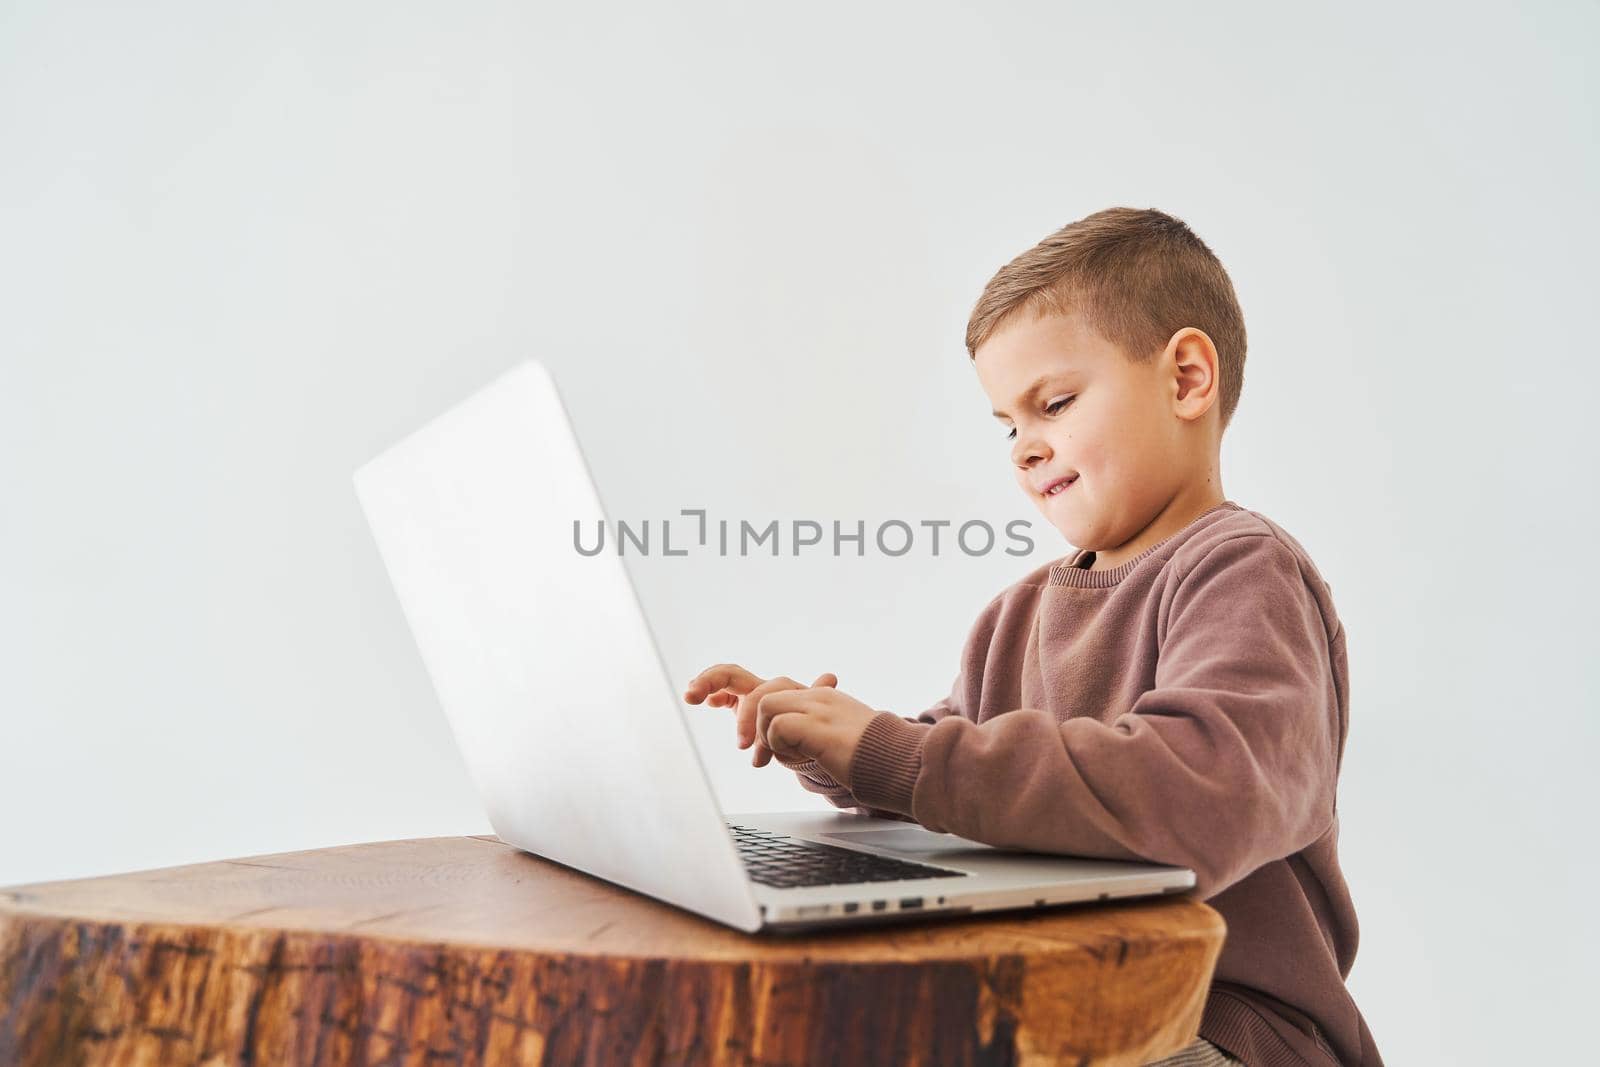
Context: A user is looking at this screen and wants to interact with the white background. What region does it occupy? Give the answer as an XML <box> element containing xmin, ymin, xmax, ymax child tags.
<box><xmin>4</xmin><ymin>3</ymin><xmax>1595</xmax><ymax>1062</ymax></box>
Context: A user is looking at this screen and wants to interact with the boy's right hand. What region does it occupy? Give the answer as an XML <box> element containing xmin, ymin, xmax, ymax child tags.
<box><xmin>683</xmin><ymin>664</ymin><xmax>839</xmax><ymax>768</ymax></box>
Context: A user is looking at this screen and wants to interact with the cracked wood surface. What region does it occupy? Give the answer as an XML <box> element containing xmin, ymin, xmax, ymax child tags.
<box><xmin>0</xmin><ymin>835</ymin><xmax>1224</xmax><ymax>1065</ymax></box>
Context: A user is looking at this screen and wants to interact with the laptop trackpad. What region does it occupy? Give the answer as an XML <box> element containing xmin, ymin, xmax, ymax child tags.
<box><xmin>819</xmin><ymin>827</ymin><xmax>993</xmax><ymax>856</ymax></box>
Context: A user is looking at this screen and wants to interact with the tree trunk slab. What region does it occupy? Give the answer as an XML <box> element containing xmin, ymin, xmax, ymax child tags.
<box><xmin>0</xmin><ymin>835</ymin><xmax>1225</xmax><ymax>1065</ymax></box>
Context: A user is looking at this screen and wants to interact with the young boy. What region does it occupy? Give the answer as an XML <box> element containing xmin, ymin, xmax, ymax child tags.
<box><xmin>683</xmin><ymin>208</ymin><xmax>1382</xmax><ymax>1067</ymax></box>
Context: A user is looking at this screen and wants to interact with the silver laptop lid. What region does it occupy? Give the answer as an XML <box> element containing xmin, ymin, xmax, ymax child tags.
<box><xmin>353</xmin><ymin>359</ymin><xmax>763</xmax><ymax>932</ymax></box>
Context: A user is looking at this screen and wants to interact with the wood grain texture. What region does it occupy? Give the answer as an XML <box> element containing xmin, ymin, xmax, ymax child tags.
<box><xmin>0</xmin><ymin>836</ymin><xmax>1225</xmax><ymax>1066</ymax></box>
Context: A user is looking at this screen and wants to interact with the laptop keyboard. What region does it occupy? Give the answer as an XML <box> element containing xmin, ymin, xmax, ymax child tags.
<box><xmin>726</xmin><ymin>823</ymin><xmax>969</xmax><ymax>889</ymax></box>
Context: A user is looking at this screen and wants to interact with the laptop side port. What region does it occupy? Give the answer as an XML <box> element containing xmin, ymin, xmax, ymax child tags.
<box><xmin>795</xmin><ymin>904</ymin><xmax>829</xmax><ymax>918</ymax></box>
<box><xmin>842</xmin><ymin>902</ymin><xmax>859</xmax><ymax>914</ymax></box>
<box><xmin>900</xmin><ymin>897</ymin><xmax>923</xmax><ymax>910</ymax></box>
<box><xmin>872</xmin><ymin>900</ymin><xmax>887</xmax><ymax>911</ymax></box>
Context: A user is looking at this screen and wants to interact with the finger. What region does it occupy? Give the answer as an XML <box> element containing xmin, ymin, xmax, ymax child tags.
<box><xmin>684</xmin><ymin>664</ymin><xmax>762</xmax><ymax>704</ymax></box>
<box><xmin>751</xmin><ymin>711</ymin><xmax>778</xmax><ymax>764</ymax></box>
<box><xmin>754</xmin><ymin>687</ymin><xmax>810</xmax><ymax>750</ymax></box>
<box><xmin>752</xmin><ymin>673</ymin><xmax>832</xmax><ymax>762</ymax></box>
<box><xmin>759</xmin><ymin>680</ymin><xmax>838</xmax><ymax>763</ymax></box>
<box><xmin>742</xmin><ymin>676</ymin><xmax>830</xmax><ymax>747</ymax></box>
<box><xmin>684</xmin><ymin>663</ymin><xmax>761</xmax><ymax>703</ymax></box>
<box><xmin>737</xmin><ymin>676</ymin><xmax>800</xmax><ymax>748</ymax></box>
<box><xmin>764</xmin><ymin>707</ymin><xmax>813</xmax><ymax>761</ymax></box>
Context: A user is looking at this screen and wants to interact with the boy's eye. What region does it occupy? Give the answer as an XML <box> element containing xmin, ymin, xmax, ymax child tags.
<box><xmin>1004</xmin><ymin>397</ymin><xmax>1073</xmax><ymax>441</ymax></box>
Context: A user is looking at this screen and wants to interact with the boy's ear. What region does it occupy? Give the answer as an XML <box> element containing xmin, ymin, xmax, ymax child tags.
<box><xmin>1165</xmin><ymin>327</ymin><xmax>1220</xmax><ymax>423</ymax></box>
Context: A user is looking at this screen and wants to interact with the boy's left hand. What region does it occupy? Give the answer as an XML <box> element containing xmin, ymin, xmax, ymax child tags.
<box><xmin>756</xmin><ymin>685</ymin><xmax>880</xmax><ymax>787</ymax></box>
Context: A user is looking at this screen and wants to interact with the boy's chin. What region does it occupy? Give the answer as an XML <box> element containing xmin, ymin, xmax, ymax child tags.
<box><xmin>1036</xmin><ymin>512</ymin><xmax>1082</xmax><ymax>545</ymax></box>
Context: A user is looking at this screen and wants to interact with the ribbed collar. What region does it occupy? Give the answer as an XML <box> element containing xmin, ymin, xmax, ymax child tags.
<box><xmin>1049</xmin><ymin>501</ymin><xmax>1242</xmax><ymax>588</ymax></box>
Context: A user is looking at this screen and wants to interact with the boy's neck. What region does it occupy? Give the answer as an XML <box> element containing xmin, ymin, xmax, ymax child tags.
<box><xmin>1085</xmin><ymin>483</ymin><xmax>1227</xmax><ymax>571</ymax></box>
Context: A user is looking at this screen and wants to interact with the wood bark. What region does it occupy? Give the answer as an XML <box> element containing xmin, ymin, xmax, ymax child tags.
<box><xmin>0</xmin><ymin>835</ymin><xmax>1224</xmax><ymax>1065</ymax></box>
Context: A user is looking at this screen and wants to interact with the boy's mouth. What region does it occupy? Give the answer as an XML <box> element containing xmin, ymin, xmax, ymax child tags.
<box><xmin>1037</xmin><ymin>474</ymin><xmax>1077</xmax><ymax>497</ymax></box>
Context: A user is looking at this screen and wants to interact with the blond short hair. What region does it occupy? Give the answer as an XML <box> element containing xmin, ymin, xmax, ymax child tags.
<box><xmin>966</xmin><ymin>207</ymin><xmax>1248</xmax><ymax>431</ymax></box>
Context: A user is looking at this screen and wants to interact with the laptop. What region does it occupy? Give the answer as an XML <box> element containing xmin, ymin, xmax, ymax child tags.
<box><xmin>352</xmin><ymin>359</ymin><xmax>1195</xmax><ymax>933</ymax></box>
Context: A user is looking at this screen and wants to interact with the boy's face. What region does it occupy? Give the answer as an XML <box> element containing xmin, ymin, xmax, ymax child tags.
<box><xmin>973</xmin><ymin>310</ymin><xmax>1218</xmax><ymax>563</ymax></box>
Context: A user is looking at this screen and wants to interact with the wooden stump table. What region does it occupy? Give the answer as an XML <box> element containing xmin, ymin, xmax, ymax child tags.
<box><xmin>0</xmin><ymin>836</ymin><xmax>1225</xmax><ymax>1066</ymax></box>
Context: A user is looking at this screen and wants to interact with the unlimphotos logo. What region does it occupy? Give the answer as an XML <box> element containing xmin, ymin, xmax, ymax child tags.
<box><xmin>573</xmin><ymin>509</ymin><xmax>1035</xmax><ymax>558</ymax></box>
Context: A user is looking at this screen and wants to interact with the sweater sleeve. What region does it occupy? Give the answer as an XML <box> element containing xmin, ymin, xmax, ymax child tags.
<box><xmin>775</xmin><ymin>690</ymin><xmax>961</xmax><ymax>822</ymax></box>
<box><xmin>845</xmin><ymin>533</ymin><xmax>1343</xmax><ymax>900</ymax></box>
<box><xmin>776</xmin><ymin>591</ymin><xmax>1007</xmax><ymax>820</ymax></box>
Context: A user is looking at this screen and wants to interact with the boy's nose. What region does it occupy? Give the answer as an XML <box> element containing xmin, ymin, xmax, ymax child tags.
<box><xmin>1012</xmin><ymin>434</ymin><xmax>1050</xmax><ymax>467</ymax></box>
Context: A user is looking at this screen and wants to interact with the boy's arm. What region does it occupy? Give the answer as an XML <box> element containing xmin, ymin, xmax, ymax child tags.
<box><xmin>843</xmin><ymin>534</ymin><xmax>1343</xmax><ymax>900</ymax></box>
<box><xmin>773</xmin><ymin>588</ymin><xmax>1008</xmax><ymax>822</ymax></box>
<box><xmin>775</xmin><ymin>694</ymin><xmax>963</xmax><ymax>822</ymax></box>
<box><xmin>777</xmin><ymin>750</ymin><xmax>908</xmax><ymax>821</ymax></box>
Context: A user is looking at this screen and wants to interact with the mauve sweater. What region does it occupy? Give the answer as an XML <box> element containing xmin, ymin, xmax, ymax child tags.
<box><xmin>778</xmin><ymin>502</ymin><xmax>1383</xmax><ymax>1066</ymax></box>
